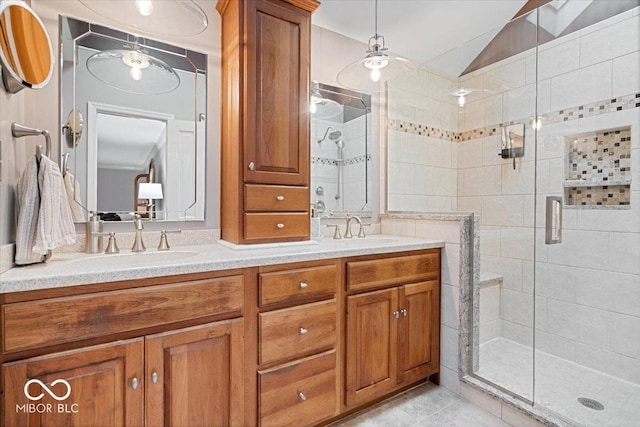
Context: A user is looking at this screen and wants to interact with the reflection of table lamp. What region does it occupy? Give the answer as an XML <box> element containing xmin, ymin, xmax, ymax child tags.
<box><xmin>138</xmin><ymin>183</ymin><xmax>163</xmax><ymax>218</ymax></box>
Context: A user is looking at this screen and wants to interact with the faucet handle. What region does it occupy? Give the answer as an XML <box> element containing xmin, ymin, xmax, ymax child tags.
<box><xmin>357</xmin><ymin>224</ymin><xmax>367</xmax><ymax>238</ymax></box>
<box><xmin>104</xmin><ymin>232</ymin><xmax>120</xmax><ymax>254</ymax></box>
<box><xmin>327</xmin><ymin>224</ymin><xmax>342</xmax><ymax>240</ymax></box>
<box><xmin>158</xmin><ymin>230</ymin><xmax>182</xmax><ymax>251</ymax></box>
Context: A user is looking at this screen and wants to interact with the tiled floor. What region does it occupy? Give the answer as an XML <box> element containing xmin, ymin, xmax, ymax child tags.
<box><xmin>332</xmin><ymin>382</ymin><xmax>511</xmax><ymax>427</ymax></box>
<box><xmin>477</xmin><ymin>338</ymin><xmax>640</xmax><ymax>427</ymax></box>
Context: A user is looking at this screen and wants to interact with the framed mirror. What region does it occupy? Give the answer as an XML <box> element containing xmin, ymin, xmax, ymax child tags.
<box><xmin>60</xmin><ymin>16</ymin><xmax>207</xmax><ymax>222</ymax></box>
<box><xmin>0</xmin><ymin>0</ymin><xmax>54</xmax><ymax>93</ymax></box>
<box><xmin>310</xmin><ymin>82</ymin><xmax>372</xmax><ymax>218</ymax></box>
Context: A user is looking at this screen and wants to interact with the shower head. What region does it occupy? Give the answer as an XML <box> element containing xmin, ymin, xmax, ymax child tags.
<box><xmin>318</xmin><ymin>127</ymin><xmax>342</xmax><ymax>144</ymax></box>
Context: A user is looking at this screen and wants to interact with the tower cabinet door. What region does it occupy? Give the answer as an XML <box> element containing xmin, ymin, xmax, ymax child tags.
<box><xmin>145</xmin><ymin>319</ymin><xmax>244</xmax><ymax>427</ymax></box>
<box><xmin>345</xmin><ymin>288</ymin><xmax>398</xmax><ymax>407</ymax></box>
<box><xmin>2</xmin><ymin>339</ymin><xmax>144</xmax><ymax>427</ymax></box>
<box><xmin>244</xmin><ymin>0</ymin><xmax>310</xmax><ymax>186</ymax></box>
<box><xmin>398</xmin><ymin>281</ymin><xmax>440</xmax><ymax>384</ymax></box>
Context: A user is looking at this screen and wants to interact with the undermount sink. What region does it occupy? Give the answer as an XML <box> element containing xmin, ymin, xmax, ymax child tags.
<box><xmin>71</xmin><ymin>251</ymin><xmax>199</xmax><ymax>269</ymax></box>
<box><xmin>333</xmin><ymin>238</ymin><xmax>398</xmax><ymax>245</ymax></box>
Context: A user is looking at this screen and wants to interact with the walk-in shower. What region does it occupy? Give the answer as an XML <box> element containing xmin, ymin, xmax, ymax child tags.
<box><xmin>386</xmin><ymin>0</ymin><xmax>640</xmax><ymax>425</ymax></box>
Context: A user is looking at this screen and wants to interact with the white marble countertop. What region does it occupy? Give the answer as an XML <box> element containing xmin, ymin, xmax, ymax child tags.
<box><xmin>0</xmin><ymin>235</ymin><xmax>443</xmax><ymax>294</ymax></box>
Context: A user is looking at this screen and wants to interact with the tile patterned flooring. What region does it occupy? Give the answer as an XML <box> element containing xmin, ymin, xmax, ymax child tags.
<box><xmin>332</xmin><ymin>383</ymin><xmax>511</xmax><ymax>427</ymax></box>
<box><xmin>477</xmin><ymin>338</ymin><xmax>640</xmax><ymax>427</ymax></box>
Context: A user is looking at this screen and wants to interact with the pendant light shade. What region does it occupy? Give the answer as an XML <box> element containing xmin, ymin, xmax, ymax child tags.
<box><xmin>87</xmin><ymin>47</ymin><xmax>180</xmax><ymax>94</ymax></box>
<box><xmin>78</xmin><ymin>0</ymin><xmax>208</xmax><ymax>37</ymax></box>
<box><xmin>336</xmin><ymin>0</ymin><xmax>416</xmax><ymax>93</ymax></box>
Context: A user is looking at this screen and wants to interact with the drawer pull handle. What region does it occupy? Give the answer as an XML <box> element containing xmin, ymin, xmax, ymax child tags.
<box><xmin>130</xmin><ymin>377</ymin><xmax>139</xmax><ymax>390</ymax></box>
<box><xmin>276</xmin><ymin>223</ymin><xmax>285</xmax><ymax>229</ymax></box>
<box><xmin>393</xmin><ymin>311</ymin><xmax>400</xmax><ymax>319</ymax></box>
<box><xmin>401</xmin><ymin>308</ymin><xmax>407</xmax><ymax>317</ymax></box>
<box><xmin>299</xmin><ymin>281</ymin><xmax>308</xmax><ymax>289</ymax></box>
<box><xmin>299</xmin><ymin>327</ymin><xmax>308</xmax><ymax>335</ymax></box>
<box><xmin>151</xmin><ymin>372</ymin><xmax>158</xmax><ymax>384</ymax></box>
<box><xmin>276</xmin><ymin>195</ymin><xmax>285</xmax><ymax>201</ymax></box>
<box><xmin>298</xmin><ymin>392</ymin><xmax>307</xmax><ymax>401</ymax></box>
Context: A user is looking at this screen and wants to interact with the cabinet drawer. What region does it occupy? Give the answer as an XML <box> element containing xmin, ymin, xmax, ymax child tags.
<box><xmin>245</xmin><ymin>212</ymin><xmax>309</xmax><ymax>242</ymax></box>
<box><xmin>259</xmin><ymin>350</ymin><xmax>337</xmax><ymax>427</ymax></box>
<box><xmin>259</xmin><ymin>264</ymin><xmax>337</xmax><ymax>307</ymax></box>
<box><xmin>2</xmin><ymin>275</ymin><xmax>244</xmax><ymax>353</ymax></box>
<box><xmin>245</xmin><ymin>184</ymin><xmax>309</xmax><ymax>211</ymax></box>
<box><xmin>259</xmin><ymin>299</ymin><xmax>336</xmax><ymax>365</ymax></box>
<box><xmin>347</xmin><ymin>251</ymin><xmax>440</xmax><ymax>292</ymax></box>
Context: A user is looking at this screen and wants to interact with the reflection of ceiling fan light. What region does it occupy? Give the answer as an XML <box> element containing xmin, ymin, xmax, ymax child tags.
<box><xmin>130</xmin><ymin>66</ymin><xmax>143</xmax><ymax>81</ymax></box>
<box><xmin>135</xmin><ymin>0</ymin><xmax>154</xmax><ymax>16</ymax></box>
<box><xmin>122</xmin><ymin>50</ymin><xmax>150</xmax><ymax>81</ymax></box>
<box><xmin>449</xmin><ymin>87</ymin><xmax>489</xmax><ymax>108</ymax></box>
<box><xmin>531</xmin><ymin>115</ymin><xmax>544</xmax><ymax>131</ymax></box>
<box><xmin>457</xmin><ymin>94</ymin><xmax>466</xmax><ymax>107</ymax></box>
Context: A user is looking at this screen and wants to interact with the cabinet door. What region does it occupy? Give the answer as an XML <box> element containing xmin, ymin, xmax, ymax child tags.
<box><xmin>145</xmin><ymin>319</ymin><xmax>244</xmax><ymax>427</ymax></box>
<box><xmin>245</xmin><ymin>0</ymin><xmax>310</xmax><ymax>186</ymax></box>
<box><xmin>398</xmin><ymin>281</ymin><xmax>440</xmax><ymax>384</ymax></box>
<box><xmin>2</xmin><ymin>339</ymin><xmax>144</xmax><ymax>427</ymax></box>
<box><xmin>345</xmin><ymin>288</ymin><xmax>398</xmax><ymax>407</ymax></box>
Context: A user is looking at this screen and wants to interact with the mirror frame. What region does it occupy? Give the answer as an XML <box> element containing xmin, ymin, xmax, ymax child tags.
<box><xmin>0</xmin><ymin>0</ymin><xmax>54</xmax><ymax>93</ymax></box>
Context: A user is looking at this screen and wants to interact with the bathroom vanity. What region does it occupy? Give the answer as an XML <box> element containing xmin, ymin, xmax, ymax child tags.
<box><xmin>0</xmin><ymin>238</ymin><xmax>441</xmax><ymax>427</ymax></box>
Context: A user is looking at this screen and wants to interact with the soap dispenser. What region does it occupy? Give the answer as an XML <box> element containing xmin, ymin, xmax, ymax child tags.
<box><xmin>85</xmin><ymin>211</ymin><xmax>103</xmax><ymax>254</ymax></box>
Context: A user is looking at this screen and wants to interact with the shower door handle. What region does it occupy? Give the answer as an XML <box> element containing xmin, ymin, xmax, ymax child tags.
<box><xmin>545</xmin><ymin>196</ymin><xmax>562</xmax><ymax>244</ymax></box>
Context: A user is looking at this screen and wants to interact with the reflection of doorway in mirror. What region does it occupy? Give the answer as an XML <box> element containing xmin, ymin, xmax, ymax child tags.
<box><xmin>86</xmin><ymin>102</ymin><xmax>203</xmax><ymax>221</ymax></box>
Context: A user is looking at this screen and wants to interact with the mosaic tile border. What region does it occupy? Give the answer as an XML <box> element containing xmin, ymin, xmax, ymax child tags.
<box><xmin>388</xmin><ymin>92</ymin><xmax>640</xmax><ymax>143</ymax></box>
<box><xmin>311</xmin><ymin>153</ymin><xmax>372</xmax><ymax>166</ymax></box>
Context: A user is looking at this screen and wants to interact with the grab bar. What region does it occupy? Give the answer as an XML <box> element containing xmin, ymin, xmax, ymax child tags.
<box><xmin>545</xmin><ymin>196</ymin><xmax>562</xmax><ymax>244</ymax></box>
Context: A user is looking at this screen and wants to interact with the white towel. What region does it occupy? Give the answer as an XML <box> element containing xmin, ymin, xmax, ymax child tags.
<box><xmin>15</xmin><ymin>155</ymin><xmax>76</xmax><ymax>265</ymax></box>
<box><xmin>64</xmin><ymin>172</ymin><xmax>85</xmax><ymax>223</ymax></box>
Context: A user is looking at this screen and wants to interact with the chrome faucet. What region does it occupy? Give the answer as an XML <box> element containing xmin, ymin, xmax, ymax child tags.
<box><xmin>344</xmin><ymin>215</ymin><xmax>365</xmax><ymax>238</ymax></box>
<box><xmin>132</xmin><ymin>214</ymin><xmax>146</xmax><ymax>252</ymax></box>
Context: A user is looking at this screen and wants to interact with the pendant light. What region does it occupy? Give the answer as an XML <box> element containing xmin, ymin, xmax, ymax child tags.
<box><xmin>337</xmin><ymin>0</ymin><xmax>417</xmax><ymax>93</ymax></box>
<box><xmin>78</xmin><ymin>0</ymin><xmax>208</xmax><ymax>37</ymax></box>
<box><xmin>86</xmin><ymin>42</ymin><xmax>180</xmax><ymax>95</ymax></box>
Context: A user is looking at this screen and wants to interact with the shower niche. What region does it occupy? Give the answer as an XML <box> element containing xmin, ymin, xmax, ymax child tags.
<box><xmin>564</xmin><ymin>126</ymin><xmax>631</xmax><ymax>208</ymax></box>
<box><xmin>310</xmin><ymin>82</ymin><xmax>372</xmax><ymax>216</ymax></box>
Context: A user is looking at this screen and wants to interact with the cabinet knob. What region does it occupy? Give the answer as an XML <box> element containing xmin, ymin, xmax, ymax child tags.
<box><xmin>401</xmin><ymin>308</ymin><xmax>408</xmax><ymax>317</ymax></box>
<box><xmin>248</xmin><ymin>162</ymin><xmax>255</xmax><ymax>171</ymax></box>
<box><xmin>299</xmin><ymin>281</ymin><xmax>308</xmax><ymax>289</ymax></box>
<box><xmin>298</xmin><ymin>392</ymin><xmax>307</xmax><ymax>401</ymax></box>
<box><xmin>130</xmin><ymin>377</ymin><xmax>139</xmax><ymax>390</ymax></box>
<box><xmin>276</xmin><ymin>223</ymin><xmax>285</xmax><ymax>229</ymax></box>
<box><xmin>299</xmin><ymin>327</ymin><xmax>308</xmax><ymax>335</ymax></box>
<box><xmin>276</xmin><ymin>195</ymin><xmax>285</xmax><ymax>201</ymax></box>
<box><xmin>393</xmin><ymin>311</ymin><xmax>400</xmax><ymax>319</ymax></box>
<box><xmin>151</xmin><ymin>371</ymin><xmax>159</xmax><ymax>384</ymax></box>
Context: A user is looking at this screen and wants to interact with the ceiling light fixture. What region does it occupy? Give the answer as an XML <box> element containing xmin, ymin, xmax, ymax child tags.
<box><xmin>79</xmin><ymin>0</ymin><xmax>207</xmax><ymax>37</ymax></box>
<box><xmin>336</xmin><ymin>0</ymin><xmax>416</xmax><ymax>93</ymax></box>
<box><xmin>87</xmin><ymin>42</ymin><xmax>180</xmax><ymax>94</ymax></box>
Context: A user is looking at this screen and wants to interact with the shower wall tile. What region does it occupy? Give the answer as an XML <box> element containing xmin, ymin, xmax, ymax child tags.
<box><xmin>538</xmin><ymin>38</ymin><xmax>581</xmax><ymax>81</ymax></box>
<box><xmin>482</xmin><ymin>58</ymin><xmax>526</xmax><ymax>94</ymax></box>
<box><xmin>499</xmin><ymin>228</ymin><xmax>534</xmax><ymax>261</ymax></box>
<box><xmin>535</xmin><ymin>262</ymin><xmax>577</xmax><ymax>303</ymax></box>
<box><xmin>479</xmin><ymin>226</ymin><xmax>501</xmax><ymax>256</ymax></box>
<box><xmin>576</xmin><ymin>268</ymin><xmax>640</xmax><ymax>317</ymax></box>
<box><xmin>500</xmin><ymin>319</ymin><xmax>533</xmax><ymax>347</ymax></box>
<box><xmin>441</xmin><ymin>283</ymin><xmax>461</xmax><ymax>330</ymax></box>
<box><xmin>482</xmin><ymin>135</ymin><xmax>503</xmax><ymax>166</ymax></box>
<box><xmin>535</xmin><ymin>296</ymin><xmax>548</xmax><ymax>332</ymax></box>
<box><xmin>500</xmin><ymin>289</ymin><xmax>533</xmax><ymax>327</ymax></box>
<box><xmin>608</xmin><ymin>312</ymin><xmax>640</xmax><ymax>359</ymax></box>
<box><xmin>579</xmin><ymin>13</ymin><xmax>640</xmax><ymax>68</ymax></box>
<box><xmin>501</xmin><ymin>161</ymin><xmax>535</xmax><ymax>195</ymax></box>
<box><xmin>463</xmin><ymin>166</ymin><xmax>502</xmax><ymax>196</ymax></box>
<box><xmin>535</xmin><ymin>330</ymin><xmax>576</xmax><ymax>362</ymax></box>
<box><xmin>442</xmin><ymin>243</ymin><xmax>461</xmax><ymax>287</ymax></box>
<box><xmin>575</xmin><ymin>305</ymin><xmax>610</xmax><ymax>350</ymax></box>
<box><xmin>575</xmin><ymin>343</ymin><xmax>640</xmax><ymax>384</ymax></box>
<box><xmin>480</xmin><ymin>195</ymin><xmax>524</xmax><ymax>227</ymax></box>
<box><xmin>440</xmin><ymin>324</ymin><xmax>459</xmax><ymax>371</ymax></box>
<box><xmin>609</xmin><ymin>231</ymin><xmax>640</xmax><ymax>275</ymax></box>
<box><xmin>502</xmin><ymin>83</ymin><xmax>536</xmax><ymax>123</ymax></box>
<box><xmin>612</xmin><ymin>51</ymin><xmax>640</xmax><ymax>98</ymax></box>
<box><xmin>546</xmin><ymin>229</ymin><xmax>610</xmax><ymax>269</ymax></box>
<box><xmin>546</xmin><ymin>299</ymin><xmax>578</xmax><ymax>339</ymax></box>
<box><xmin>482</xmin><ymin>255</ymin><xmax>523</xmax><ymax>293</ymax></box>
<box><xmin>550</xmin><ymin>61</ymin><xmax>612</xmax><ymax>112</ymax></box>
<box><xmin>458</xmin><ymin>140</ymin><xmax>484</xmax><ymax>169</ymax></box>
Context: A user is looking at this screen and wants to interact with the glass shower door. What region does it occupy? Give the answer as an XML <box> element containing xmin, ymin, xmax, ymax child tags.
<box><xmin>533</xmin><ymin>2</ymin><xmax>640</xmax><ymax>425</ymax></box>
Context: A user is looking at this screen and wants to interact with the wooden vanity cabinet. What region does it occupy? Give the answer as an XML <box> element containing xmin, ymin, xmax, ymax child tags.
<box><xmin>257</xmin><ymin>260</ymin><xmax>340</xmax><ymax>427</ymax></box>
<box><xmin>345</xmin><ymin>250</ymin><xmax>441</xmax><ymax>408</ymax></box>
<box><xmin>217</xmin><ymin>0</ymin><xmax>319</xmax><ymax>244</ymax></box>
<box><xmin>1</xmin><ymin>273</ymin><xmax>247</xmax><ymax>427</ymax></box>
